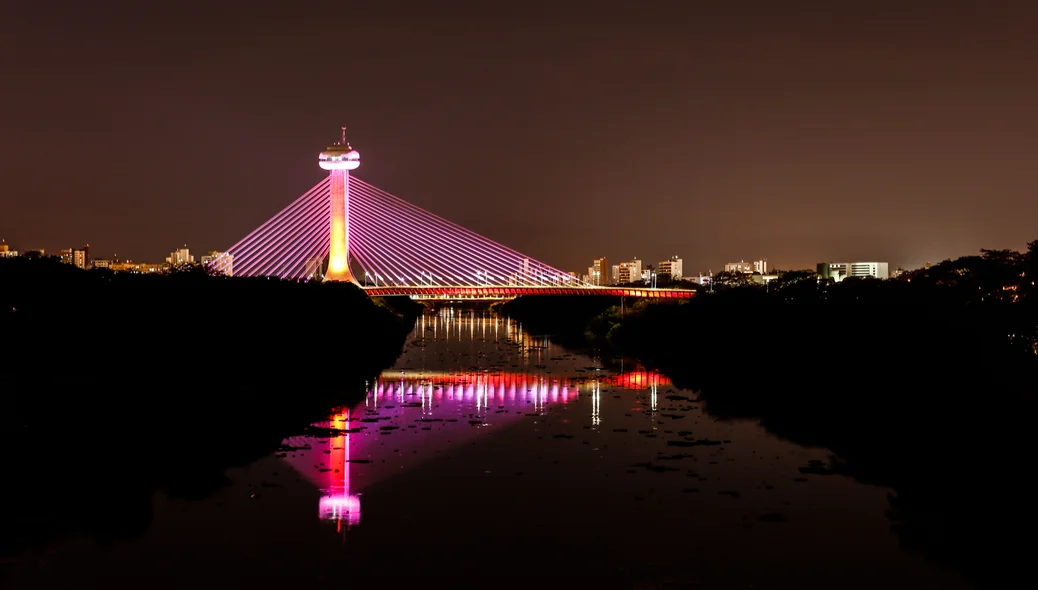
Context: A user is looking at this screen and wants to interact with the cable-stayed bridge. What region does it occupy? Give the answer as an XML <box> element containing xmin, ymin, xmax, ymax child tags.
<box><xmin>214</xmin><ymin>130</ymin><xmax>695</xmax><ymax>300</ymax></box>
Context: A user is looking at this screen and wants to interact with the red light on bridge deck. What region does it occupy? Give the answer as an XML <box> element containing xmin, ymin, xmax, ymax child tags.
<box><xmin>357</xmin><ymin>286</ymin><xmax>695</xmax><ymax>299</ymax></box>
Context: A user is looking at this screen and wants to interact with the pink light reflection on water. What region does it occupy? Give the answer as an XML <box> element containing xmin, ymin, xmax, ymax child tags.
<box><xmin>280</xmin><ymin>368</ymin><xmax>666</xmax><ymax>531</ymax></box>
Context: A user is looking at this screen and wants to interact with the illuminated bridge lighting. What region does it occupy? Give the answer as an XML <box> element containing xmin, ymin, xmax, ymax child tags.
<box><xmin>214</xmin><ymin>139</ymin><xmax>696</xmax><ymax>299</ymax></box>
<box><xmin>219</xmin><ymin>176</ymin><xmax>586</xmax><ymax>289</ymax></box>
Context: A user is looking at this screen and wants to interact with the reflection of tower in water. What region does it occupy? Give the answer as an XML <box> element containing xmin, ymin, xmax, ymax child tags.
<box><xmin>281</xmin><ymin>364</ymin><xmax>671</xmax><ymax>531</ymax></box>
<box><xmin>318</xmin><ymin>408</ymin><xmax>361</xmax><ymax>532</ymax></box>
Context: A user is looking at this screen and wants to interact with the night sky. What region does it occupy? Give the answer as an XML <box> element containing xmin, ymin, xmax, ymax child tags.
<box><xmin>3</xmin><ymin>0</ymin><xmax>1037</xmax><ymax>273</ymax></box>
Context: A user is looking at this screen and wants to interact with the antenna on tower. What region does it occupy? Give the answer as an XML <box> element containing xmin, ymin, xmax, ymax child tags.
<box><xmin>340</xmin><ymin>126</ymin><xmax>347</xmax><ymax>145</ymax></box>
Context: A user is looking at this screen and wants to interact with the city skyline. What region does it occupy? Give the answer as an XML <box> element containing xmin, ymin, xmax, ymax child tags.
<box><xmin>0</xmin><ymin>238</ymin><xmax>879</xmax><ymax>282</ymax></box>
<box><xmin>4</xmin><ymin>1</ymin><xmax>1038</xmax><ymax>273</ymax></box>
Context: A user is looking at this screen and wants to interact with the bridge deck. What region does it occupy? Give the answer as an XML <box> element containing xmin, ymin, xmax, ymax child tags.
<box><xmin>361</xmin><ymin>286</ymin><xmax>695</xmax><ymax>299</ymax></box>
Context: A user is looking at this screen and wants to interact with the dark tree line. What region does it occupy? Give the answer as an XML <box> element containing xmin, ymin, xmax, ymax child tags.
<box><xmin>0</xmin><ymin>256</ymin><xmax>420</xmax><ymax>559</ymax></box>
<box><xmin>501</xmin><ymin>241</ymin><xmax>1038</xmax><ymax>588</ymax></box>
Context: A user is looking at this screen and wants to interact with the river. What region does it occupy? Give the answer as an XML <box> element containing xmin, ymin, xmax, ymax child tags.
<box><xmin>2</xmin><ymin>308</ymin><xmax>971</xmax><ymax>588</ymax></box>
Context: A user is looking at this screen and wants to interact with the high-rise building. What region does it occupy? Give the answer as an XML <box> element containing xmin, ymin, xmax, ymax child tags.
<box><xmin>166</xmin><ymin>246</ymin><xmax>194</xmax><ymax>266</ymax></box>
<box><xmin>72</xmin><ymin>244</ymin><xmax>90</xmax><ymax>269</ymax></box>
<box><xmin>611</xmin><ymin>264</ymin><xmax>620</xmax><ymax>284</ymax></box>
<box><xmin>724</xmin><ymin>260</ymin><xmax>753</xmax><ymax>274</ymax></box>
<box><xmin>657</xmin><ymin>256</ymin><xmax>682</xmax><ymax>280</ymax></box>
<box><xmin>617</xmin><ymin>258</ymin><xmax>643</xmax><ymax>284</ymax></box>
<box><xmin>0</xmin><ymin>241</ymin><xmax>17</xmax><ymax>258</ymax></box>
<box><xmin>817</xmin><ymin>262</ymin><xmax>889</xmax><ymax>282</ymax></box>
<box><xmin>753</xmin><ymin>259</ymin><xmax>768</xmax><ymax>274</ymax></box>
<box><xmin>319</xmin><ymin>127</ymin><xmax>360</xmax><ymax>283</ymax></box>
<box><xmin>589</xmin><ymin>257</ymin><xmax>609</xmax><ymax>286</ymax></box>
<box><xmin>54</xmin><ymin>245</ymin><xmax>90</xmax><ymax>268</ymax></box>
<box><xmin>849</xmin><ymin>262</ymin><xmax>888</xmax><ymax>279</ymax></box>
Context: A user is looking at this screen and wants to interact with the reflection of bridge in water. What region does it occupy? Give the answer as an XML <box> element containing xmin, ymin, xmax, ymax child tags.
<box><xmin>280</xmin><ymin>367</ymin><xmax>669</xmax><ymax>533</ymax></box>
<box><xmin>216</xmin><ymin>131</ymin><xmax>696</xmax><ymax>300</ymax></box>
<box><xmin>378</xmin><ymin>369</ymin><xmax>670</xmax><ymax>400</ymax></box>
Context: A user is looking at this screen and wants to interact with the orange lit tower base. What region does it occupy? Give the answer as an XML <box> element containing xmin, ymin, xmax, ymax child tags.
<box><xmin>319</xmin><ymin>127</ymin><xmax>360</xmax><ymax>283</ymax></box>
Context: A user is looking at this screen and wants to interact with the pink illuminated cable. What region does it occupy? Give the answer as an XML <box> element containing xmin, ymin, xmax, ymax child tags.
<box><xmin>234</xmin><ymin>186</ymin><xmax>330</xmax><ymax>276</ymax></box>
<box><xmin>352</xmin><ymin>182</ymin><xmax>577</xmax><ymax>287</ymax></box>
<box><xmin>291</xmin><ymin>217</ymin><xmax>332</xmax><ymax>280</ymax></box>
<box><xmin>348</xmin><ymin>193</ymin><xmax>476</xmax><ymax>286</ymax></box>
<box><xmin>227</xmin><ymin>181</ymin><xmax>328</xmax><ymax>271</ymax></box>
<box><xmin>350</xmin><ymin>221</ymin><xmax>401</xmax><ymax>286</ymax></box>
<box><xmin>353</xmin><ymin>235</ymin><xmax>408</xmax><ymax>286</ymax></box>
<box><xmin>345</xmin><ymin>218</ymin><xmax>381</xmax><ymax>280</ymax></box>
<box><xmin>223</xmin><ymin>175</ymin><xmax>588</xmax><ymax>286</ymax></box>
<box><xmin>350</xmin><ymin>183</ymin><xmax>542</xmax><ymax>286</ymax></box>
<box><xmin>350</xmin><ymin>192</ymin><xmax>471</xmax><ymax>286</ymax></box>
<box><xmin>347</xmin><ymin>220</ymin><xmax>380</xmax><ymax>278</ymax></box>
<box><xmin>229</xmin><ymin>190</ymin><xmax>324</xmax><ymax>276</ymax></box>
<box><xmin>351</xmin><ymin>178</ymin><xmax>585</xmax><ymax>286</ymax></box>
<box><xmin>347</xmin><ymin>202</ymin><xmax>428</xmax><ymax>284</ymax></box>
<box><xmin>346</xmin><ymin>232</ymin><xmax>386</xmax><ymax>284</ymax></box>
<box><xmin>284</xmin><ymin>230</ymin><xmax>330</xmax><ymax>281</ymax></box>
<box><xmin>250</xmin><ymin>206</ymin><xmax>325</xmax><ymax>278</ymax></box>
<box><xmin>351</xmin><ymin>186</ymin><xmax>522</xmax><ymax>286</ymax></box>
<box><xmin>346</xmin><ymin>206</ymin><xmax>416</xmax><ymax>285</ymax></box>
<box><xmin>237</xmin><ymin>188</ymin><xmax>327</xmax><ymax>276</ymax></box>
<box><xmin>351</xmin><ymin>182</ymin><xmax>530</xmax><ymax>284</ymax></box>
<box><xmin>281</xmin><ymin>226</ymin><xmax>328</xmax><ymax>280</ymax></box>
<box><xmin>251</xmin><ymin>194</ymin><xmax>330</xmax><ymax>277</ymax></box>
<box><xmin>273</xmin><ymin>217</ymin><xmax>327</xmax><ymax>280</ymax></box>
<box><xmin>347</xmin><ymin>222</ymin><xmax>401</xmax><ymax>286</ymax></box>
<box><xmin>223</xmin><ymin>179</ymin><xmax>328</xmax><ymax>255</ymax></box>
<box><xmin>233</xmin><ymin>183</ymin><xmax>327</xmax><ymax>273</ymax></box>
<box><xmin>349</xmin><ymin>194</ymin><xmax>465</xmax><ymax>282</ymax></box>
<box><xmin>301</xmin><ymin>229</ymin><xmax>332</xmax><ymax>280</ymax></box>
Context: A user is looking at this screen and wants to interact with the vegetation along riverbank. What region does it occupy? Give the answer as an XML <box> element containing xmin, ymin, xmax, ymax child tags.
<box><xmin>0</xmin><ymin>256</ymin><xmax>421</xmax><ymax>559</ymax></box>
<box><xmin>500</xmin><ymin>243</ymin><xmax>1038</xmax><ymax>588</ymax></box>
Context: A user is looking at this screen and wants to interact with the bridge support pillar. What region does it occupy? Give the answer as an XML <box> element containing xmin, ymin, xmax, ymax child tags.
<box><xmin>324</xmin><ymin>169</ymin><xmax>357</xmax><ymax>283</ymax></box>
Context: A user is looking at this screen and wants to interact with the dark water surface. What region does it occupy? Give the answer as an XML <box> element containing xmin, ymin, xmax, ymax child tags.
<box><xmin>3</xmin><ymin>309</ymin><xmax>970</xmax><ymax>589</ymax></box>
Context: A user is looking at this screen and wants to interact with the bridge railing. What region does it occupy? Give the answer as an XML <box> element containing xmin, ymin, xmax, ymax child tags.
<box><xmin>361</xmin><ymin>286</ymin><xmax>695</xmax><ymax>299</ymax></box>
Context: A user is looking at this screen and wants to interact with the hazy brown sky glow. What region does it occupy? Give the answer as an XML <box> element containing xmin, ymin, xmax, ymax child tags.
<box><xmin>3</xmin><ymin>0</ymin><xmax>1037</xmax><ymax>272</ymax></box>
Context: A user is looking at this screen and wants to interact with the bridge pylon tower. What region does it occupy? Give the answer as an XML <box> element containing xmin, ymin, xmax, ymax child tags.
<box><xmin>319</xmin><ymin>127</ymin><xmax>360</xmax><ymax>283</ymax></box>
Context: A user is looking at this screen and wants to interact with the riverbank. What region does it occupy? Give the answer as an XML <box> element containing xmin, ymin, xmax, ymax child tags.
<box><xmin>500</xmin><ymin>286</ymin><xmax>1038</xmax><ymax>587</ymax></box>
<box><xmin>0</xmin><ymin>257</ymin><xmax>421</xmax><ymax>558</ymax></box>
<box><xmin>2</xmin><ymin>306</ymin><xmax>971</xmax><ymax>589</ymax></box>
